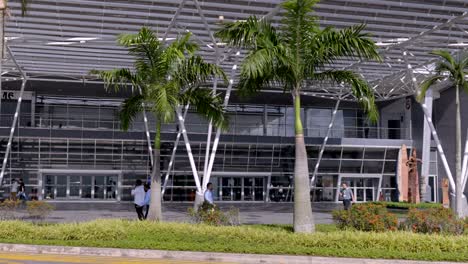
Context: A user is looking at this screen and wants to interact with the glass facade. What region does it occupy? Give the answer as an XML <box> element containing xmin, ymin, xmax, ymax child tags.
<box><xmin>0</xmin><ymin>96</ymin><xmax>415</xmax><ymax>203</ymax></box>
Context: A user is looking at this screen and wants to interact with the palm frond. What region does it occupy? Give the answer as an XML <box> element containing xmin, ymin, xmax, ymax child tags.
<box><xmin>147</xmin><ymin>82</ymin><xmax>179</xmax><ymax>123</ymax></box>
<box><xmin>172</xmin><ymin>55</ymin><xmax>227</xmax><ymax>88</ymax></box>
<box><xmin>417</xmin><ymin>75</ymin><xmax>445</xmax><ymax>102</ymax></box>
<box><xmin>181</xmin><ymin>88</ymin><xmax>228</xmax><ymax>130</ymax></box>
<box><xmin>312</xmin><ymin>70</ymin><xmax>378</xmax><ymax>122</ymax></box>
<box><xmin>431</xmin><ymin>50</ymin><xmax>456</xmax><ymax>67</ymax></box>
<box><xmin>307</xmin><ymin>24</ymin><xmax>381</xmax><ymax>70</ymax></box>
<box><xmin>90</xmin><ymin>68</ymin><xmax>138</xmax><ymax>92</ymax></box>
<box><xmin>119</xmin><ymin>95</ymin><xmax>144</xmax><ymax>131</ymax></box>
<box><xmin>215</xmin><ymin>16</ymin><xmax>279</xmax><ymax>49</ymax></box>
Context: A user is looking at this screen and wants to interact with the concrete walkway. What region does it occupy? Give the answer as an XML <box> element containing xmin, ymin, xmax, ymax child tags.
<box><xmin>16</xmin><ymin>203</ymin><xmax>335</xmax><ymax>225</ymax></box>
<box><xmin>0</xmin><ymin>243</ymin><xmax>461</xmax><ymax>264</ymax></box>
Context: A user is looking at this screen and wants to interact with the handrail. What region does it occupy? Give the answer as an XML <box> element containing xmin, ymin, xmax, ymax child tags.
<box><xmin>0</xmin><ymin>114</ymin><xmax>409</xmax><ymax>139</ymax></box>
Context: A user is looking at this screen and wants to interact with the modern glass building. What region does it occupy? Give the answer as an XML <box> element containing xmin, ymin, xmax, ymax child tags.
<box><xmin>0</xmin><ymin>0</ymin><xmax>466</xmax><ymax>204</ymax></box>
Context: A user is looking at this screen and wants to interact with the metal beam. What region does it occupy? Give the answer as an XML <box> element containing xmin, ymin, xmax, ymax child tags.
<box><xmin>311</xmin><ymin>96</ymin><xmax>341</xmax><ymax>186</ymax></box>
<box><xmin>0</xmin><ymin>78</ymin><xmax>27</xmax><ymax>185</ymax></box>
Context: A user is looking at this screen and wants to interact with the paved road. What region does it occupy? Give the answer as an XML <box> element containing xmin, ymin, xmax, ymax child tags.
<box><xmin>0</xmin><ymin>253</ymin><xmax>228</xmax><ymax>264</ymax></box>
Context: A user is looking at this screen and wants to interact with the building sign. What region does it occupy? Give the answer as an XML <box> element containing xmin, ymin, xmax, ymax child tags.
<box><xmin>1</xmin><ymin>90</ymin><xmax>33</xmax><ymax>101</ymax></box>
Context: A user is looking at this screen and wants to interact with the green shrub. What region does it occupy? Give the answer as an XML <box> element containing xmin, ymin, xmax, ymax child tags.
<box><xmin>26</xmin><ymin>201</ymin><xmax>54</xmax><ymax>220</ymax></box>
<box><xmin>401</xmin><ymin>207</ymin><xmax>465</xmax><ymax>235</ymax></box>
<box><xmin>332</xmin><ymin>203</ymin><xmax>398</xmax><ymax>232</ymax></box>
<box><xmin>188</xmin><ymin>202</ymin><xmax>240</xmax><ymax>226</ymax></box>
<box><xmin>369</xmin><ymin>201</ymin><xmax>443</xmax><ymax>209</ymax></box>
<box><xmin>0</xmin><ymin>200</ymin><xmax>21</xmax><ymax>220</ymax></box>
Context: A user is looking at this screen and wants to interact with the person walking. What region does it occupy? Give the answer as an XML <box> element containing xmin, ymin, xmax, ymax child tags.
<box><xmin>131</xmin><ymin>179</ymin><xmax>145</xmax><ymax>220</ymax></box>
<box><xmin>143</xmin><ymin>183</ymin><xmax>151</xmax><ymax>220</ymax></box>
<box><xmin>204</xmin><ymin>182</ymin><xmax>214</xmax><ymax>205</ymax></box>
<box><xmin>10</xmin><ymin>179</ymin><xmax>18</xmax><ymax>201</ymax></box>
<box><xmin>340</xmin><ymin>183</ymin><xmax>355</xmax><ymax>210</ymax></box>
<box><xmin>17</xmin><ymin>178</ymin><xmax>28</xmax><ymax>202</ymax></box>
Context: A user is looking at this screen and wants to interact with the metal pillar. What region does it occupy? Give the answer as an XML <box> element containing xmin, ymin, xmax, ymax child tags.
<box><xmin>311</xmin><ymin>98</ymin><xmax>341</xmax><ymax>185</ymax></box>
<box><xmin>0</xmin><ymin>79</ymin><xmax>26</xmax><ymax>185</ymax></box>
<box><xmin>203</xmin><ymin>78</ymin><xmax>218</xmax><ymax>179</ymax></box>
<box><xmin>420</xmin><ymin>89</ymin><xmax>433</xmax><ymax>201</ymax></box>
<box><xmin>176</xmin><ymin>106</ymin><xmax>203</xmax><ymax>194</ymax></box>
<box><xmin>161</xmin><ymin>104</ymin><xmax>189</xmax><ymax>195</ymax></box>
<box><xmin>142</xmin><ymin>105</ymin><xmax>153</xmax><ymax>167</ymax></box>
<box><xmin>403</xmin><ymin>51</ymin><xmax>456</xmax><ymax>193</ymax></box>
<box><xmin>203</xmin><ymin>52</ymin><xmax>241</xmax><ymax>190</ymax></box>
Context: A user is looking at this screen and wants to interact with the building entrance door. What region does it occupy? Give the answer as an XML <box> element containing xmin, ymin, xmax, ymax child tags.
<box><xmin>217</xmin><ymin>176</ymin><xmax>266</xmax><ymax>201</ymax></box>
<box><xmin>336</xmin><ymin>174</ymin><xmax>382</xmax><ymax>203</ymax></box>
<box><xmin>41</xmin><ymin>170</ymin><xmax>121</xmax><ymax>200</ymax></box>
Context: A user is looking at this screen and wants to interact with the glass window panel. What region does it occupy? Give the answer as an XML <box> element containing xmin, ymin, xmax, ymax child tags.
<box><xmin>340</xmin><ymin>160</ymin><xmax>362</xmax><ymax>173</ymax></box>
<box><xmin>341</xmin><ymin>148</ymin><xmax>363</xmax><ymax>160</ymax></box>
<box><xmin>383</xmin><ymin>161</ymin><xmax>397</xmax><ymax>173</ymax></box>
<box><xmin>364</xmin><ymin>149</ymin><xmax>385</xmax><ymax>159</ymax></box>
<box><xmin>362</xmin><ymin>160</ymin><xmax>384</xmax><ymax>173</ymax></box>
<box><xmin>385</xmin><ymin>149</ymin><xmax>399</xmax><ymax>160</ymax></box>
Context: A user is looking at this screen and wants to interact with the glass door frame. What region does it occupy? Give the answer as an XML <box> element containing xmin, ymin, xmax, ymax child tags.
<box><xmin>211</xmin><ymin>172</ymin><xmax>271</xmax><ymax>202</ymax></box>
<box><xmin>38</xmin><ymin>169</ymin><xmax>122</xmax><ymax>201</ymax></box>
<box><xmin>335</xmin><ymin>173</ymin><xmax>382</xmax><ymax>203</ymax></box>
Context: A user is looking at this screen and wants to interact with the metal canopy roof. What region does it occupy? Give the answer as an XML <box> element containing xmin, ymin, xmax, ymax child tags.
<box><xmin>2</xmin><ymin>0</ymin><xmax>468</xmax><ymax>101</ymax></box>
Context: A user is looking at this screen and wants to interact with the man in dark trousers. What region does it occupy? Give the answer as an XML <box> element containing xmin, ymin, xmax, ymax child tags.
<box><xmin>340</xmin><ymin>182</ymin><xmax>355</xmax><ymax>210</ymax></box>
<box><xmin>131</xmin><ymin>179</ymin><xmax>145</xmax><ymax>220</ymax></box>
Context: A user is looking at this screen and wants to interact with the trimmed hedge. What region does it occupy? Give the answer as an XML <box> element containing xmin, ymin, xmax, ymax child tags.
<box><xmin>0</xmin><ymin>220</ymin><xmax>466</xmax><ymax>262</ymax></box>
<box><xmin>369</xmin><ymin>201</ymin><xmax>443</xmax><ymax>209</ymax></box>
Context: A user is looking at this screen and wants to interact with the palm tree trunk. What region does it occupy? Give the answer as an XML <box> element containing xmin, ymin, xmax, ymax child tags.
<box><xmin>455</xmin><ymin>84</ymin><xmax>463</xmax><ymax>217</ymax></box>
<box><xmin>147</xmin><ymin>120</ymin><xmax>163</xmax><ymax>221</ymax></box>
<box><xmin>292</xmin><ymin>89</ymin><xmax>315</xmax><ymax>233</ymax></box>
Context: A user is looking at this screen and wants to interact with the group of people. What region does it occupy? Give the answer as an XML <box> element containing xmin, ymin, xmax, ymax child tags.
<box><xmin>131</xmin><ymin>180</ymin><xmax>215</xmax><ymax>220</ymax></box>
<box><xmin>10</xmin><ymin>178</ymin><xmax>28</xmax><ymax>202</ymax></box>
<box><xmin>131</xmin><ymin>179</ymin><xmax>151</xmax><ymax>220</ymax></box>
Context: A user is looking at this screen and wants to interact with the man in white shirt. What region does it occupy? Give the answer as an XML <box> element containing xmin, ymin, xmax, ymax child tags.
<box><xmin>204</xmin><ymin>182</ymin><xmax>214</xmax><ymax>205</ymax></box>
<box><xmin>10</xmin><ymin>179</ymin><xmax>18</xmax><ymax>201</ymax></box>
<box><xmin>131</xmin><ymin>179</ymin><xmax>145</xmax><ymax>220</ymax></box>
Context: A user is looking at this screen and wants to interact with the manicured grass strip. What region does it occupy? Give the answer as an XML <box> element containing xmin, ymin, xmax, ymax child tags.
<box><xmin>0</xmin><ymin>220</ymin><xmax>466</xmax><ymax>262</ymax></box>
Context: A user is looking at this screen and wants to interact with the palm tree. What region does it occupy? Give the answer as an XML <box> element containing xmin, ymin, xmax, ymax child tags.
<box><xmin>92</xmin><ymin>27</ymin><xmax>227</xmax><ymax>221</ymax></box>
<box><xmin>216</xmin><ymin>0</ymin><xmax>380</xmax><ymax>233</ymax></box>
<box><xmin>418</xmin><ymin>50</ymin><xmax>468</xmax><ymax>217</ymax></box>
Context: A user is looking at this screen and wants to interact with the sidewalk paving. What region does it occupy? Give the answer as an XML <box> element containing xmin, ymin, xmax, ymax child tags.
<box><xmin>0</xmin><ymin>243</ymin><xmax>461</xmax><ymax>264</ymax></box>
<box><xmin>12</xmin><ymin>203</ymin><xmax>335</xmax><ymax>225</ymax></box>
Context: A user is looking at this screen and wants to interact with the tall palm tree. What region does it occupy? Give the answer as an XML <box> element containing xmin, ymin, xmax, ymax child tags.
<box><xmin>92</xmin><ymin>27</ymin><xmax>227</xmax><ymax>221</ymax></box>
<box><xmin>216</xmin><ymin>0</ymin><xmax>380</xmax><ymax>233</ymax></box>
<box><xmin>418</xmin><ymin>50</ymin><xmax>468</xmax><ymax>217</ymax></box>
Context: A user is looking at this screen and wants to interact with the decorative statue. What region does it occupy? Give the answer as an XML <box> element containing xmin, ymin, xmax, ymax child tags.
<box><xmin>406</xmin><ymin>149</ymin><xmax>422</xmax><ymax>203</ymax></box>
<box><xmin>399</xmin><ymin>145</ymin><xmax>409</xmax><ymax>202</ymax></box>
<box><xmin>442</xmin><ymin>178</ymin><xmax>450</xmax><ymax>208</ymax></box>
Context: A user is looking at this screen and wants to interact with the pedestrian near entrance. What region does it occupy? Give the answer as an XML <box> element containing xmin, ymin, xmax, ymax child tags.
<box><xmin>17</xmin><ymin>178</ymin><xmax>28</xmax><ymax>202</ymax></box>
<box><xmin>204</xmin><ymin>182</ymin><xmax>214</xmax><ymax>205</ymax></box>
<box><xmin>143</xmin><ymin>183</ymin><xmax>151</xmax><ymax>220</ymax></box>
<box><xmin>10</xmin><ymin>179</ymin><xmax>18</xmax><ymax>201</ymax></box>
<box><xmin>131</xmin><ymin>179</ymin><xmax>145</xmax><ymax>220</ymax></box>
<box><xmin>340</xmin><ymin>183</ymin><xmax>355</xmax><ymax>210</ymax></box>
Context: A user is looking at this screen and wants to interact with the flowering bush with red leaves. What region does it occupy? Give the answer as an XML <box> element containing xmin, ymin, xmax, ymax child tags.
<box><xmin>332</xmin><ymin>203</ymin><xmax>398</xmax><ymax>232</ymax></box>
<box><xmin>401</xmin><ymin>207</ymin><xmax>465</xmax><ymax>235</ymax></box>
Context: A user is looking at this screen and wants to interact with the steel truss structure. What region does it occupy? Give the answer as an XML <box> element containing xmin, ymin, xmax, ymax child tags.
<box><xmin>1</xmin><ymin>0</ymin><xmax>468</xmax><ymax>196</ymax></box>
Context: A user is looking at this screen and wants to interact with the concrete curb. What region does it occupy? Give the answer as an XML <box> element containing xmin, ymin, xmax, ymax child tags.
<box><xmin>0</xmin><ymin>243</ymin><xmax>459</xmax><ymax>264</ymax></box>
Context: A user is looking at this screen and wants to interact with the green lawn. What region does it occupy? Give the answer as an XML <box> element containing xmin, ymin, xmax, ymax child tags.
<box><xmin>0</xmin><ymin>220</ymin><xmax>467</xmax><ymax>262</ymax></box>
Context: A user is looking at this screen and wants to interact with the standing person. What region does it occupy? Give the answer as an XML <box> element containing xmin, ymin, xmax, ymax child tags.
<box><xmin>204</xmin><ymin>182</ymin><xmax>214</xmax><ymax>205</ymax></box>
<box><xmin>10</xmin><ymin>179</ymin><xmax>18</xmax><ymax>201</ymax></box>
<box><xmin>17</xmin><ymin>179</ymin><xmax>28</xmax><ymax>202</ymax></box>
<box><xmin>340</xmin><ymin>183</ymin><xmax>355</xmax><ymax>210</ymax></box>
<box><xmin>131</xmin><ymin>179</ymin><xmax>145</xmax><ymax>220</ymax></box>
<box><xmin>143</xmin><ymin>183</ymin><xmax>151</xmax><ymax>220</ymax></box>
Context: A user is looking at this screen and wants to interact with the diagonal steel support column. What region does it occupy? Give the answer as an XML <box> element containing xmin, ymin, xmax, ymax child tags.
<box><xmin>403</xmin><ymin>52</ymin><xmax>456</xmax><ymax>192</ymax></box>
<box><xmin>161</xmin><ymin>104</ymin><xmax>189</xmax><ymax>196</ymax></box>
<box><xmin>461</xmin><ymin>129</ymin><xmax>468</xmax><ymax>191</ymax></box>
<box><xmin>176</xmin><ymin>106</ymin><xmax>203</xmax><ymax>194</ymax></box>
<box><xmin>311</xmin><ymin>97</ymin><xmax>341</xmax><ymax>186</ymax></box>
<box><xmin>0</xmin><ymin>78</ymin><xmax>26</xmax><ymax>185</ymax></box>
<box><xmin>203</xmin><ymin>52</ymin><xmax>241</xmax><ymax>191</ymax></box>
